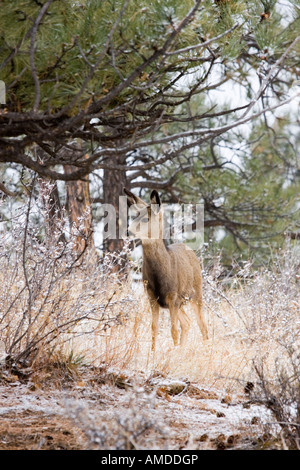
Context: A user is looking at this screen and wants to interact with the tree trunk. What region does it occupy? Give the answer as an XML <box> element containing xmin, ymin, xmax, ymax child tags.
<box><xmin>39</xmin><ymin>178</ymin><xmax>66</xmax><ymax>244</ymax></box>
<box><xmin>102</xmin><ymin>155</ymin><xmax>128</xmax><ymax>269</ymax></box>
<box><xmin>64</xmin><ymin>162</ymin><xmax>96</xmax><ymax>258</ymax></box>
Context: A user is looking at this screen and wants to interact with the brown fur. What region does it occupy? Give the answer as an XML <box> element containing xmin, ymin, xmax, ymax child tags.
<box><xmin>124</xmin><ymin>188</ymin><xmax>208</xmax><ymax>350</ymax></box>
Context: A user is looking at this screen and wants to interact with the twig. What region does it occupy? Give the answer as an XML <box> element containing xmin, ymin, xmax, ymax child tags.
<box><xmin>165</xmin><ymin>22</ymin><xmax>241</xmax><ymax>56</ymax></box>
<box><xmin>239</xmin><ymin>35</ymin><xmax>300</xmax><ymax>121</ymax></box>
<box><xmin>22</xmin><ymin>175</ymin><xmax>36</xmax><ymax>321</ymax></box>
<box><xmin>204</xmin><ymin>275</ymin><xmax>246</xmax><ymax>326</ymax></box>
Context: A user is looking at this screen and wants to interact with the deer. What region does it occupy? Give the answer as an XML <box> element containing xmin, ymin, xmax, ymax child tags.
<box><xmin>123</xmin><ymin>188</ymin><xmax>208</xmax><ymax>351</ymax></box>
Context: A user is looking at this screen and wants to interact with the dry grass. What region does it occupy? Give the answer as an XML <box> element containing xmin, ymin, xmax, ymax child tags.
<box><xmin>1</xmin><ymin>225</ymin><xmax>298</xmax><ymax>396</ymax></box>
<box><xmin>68</xmin><ymin>243</ymin><xmax>299</xmax><ymax>399</ymax></box>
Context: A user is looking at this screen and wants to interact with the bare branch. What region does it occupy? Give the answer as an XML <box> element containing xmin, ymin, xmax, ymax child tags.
<box><xmin>165</xmin><ymin>22</ymin><xmax>241</xmax><ymax>57</ymax></box>
<box><xmin>239</xmin><ymin>35</ymin><xmax>300</xmax><ymax>121</ymax></box>
<box><xmin>30</xmin><ymin>0</ymin><xmax>54</xmax><ymax>112</ymax></box>
<box><xmin>0</xmin><ymin>181</ymin><xmax>17</xmax><ymax>197</ymax></box>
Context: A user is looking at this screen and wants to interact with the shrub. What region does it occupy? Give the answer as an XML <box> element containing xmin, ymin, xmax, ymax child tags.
<box><xmin>0</xmin><ymin>180</ymin><xmax>135</xmax><ymax>368</ymax></box>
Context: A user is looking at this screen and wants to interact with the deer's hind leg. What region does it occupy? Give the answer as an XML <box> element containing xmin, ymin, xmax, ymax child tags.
<box><xmin>166</xmin><ymin>293</ymin><xmax>190</xmax><ymax>347</ymax></box>
<box><xmin>178</xmin><ymin>307</ymin><xmax>191</xmax><ymax>346</ymax></box>
<box><xmin>192</xmin><ymin>300</ymin><xmax>208</xmax><ymax>341</ymax></box>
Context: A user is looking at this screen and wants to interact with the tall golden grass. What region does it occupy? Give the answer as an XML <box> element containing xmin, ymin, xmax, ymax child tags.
<box><xmin>70</xmin><ymin>243</ymin><xmax>300</xmax><ymax>398</ymax></box>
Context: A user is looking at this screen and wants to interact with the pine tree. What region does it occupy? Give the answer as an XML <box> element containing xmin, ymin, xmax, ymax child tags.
<box><xmin>0</xmin><ymin>0</ymin><xmax>299</xmax><ymax>260</ymax></box>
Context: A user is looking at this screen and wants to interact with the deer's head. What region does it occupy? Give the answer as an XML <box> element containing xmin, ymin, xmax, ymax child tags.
<box><xmin>124</xmin><ymin>188</ymin><xmax>163</xmax><ymax>241</ymax></box>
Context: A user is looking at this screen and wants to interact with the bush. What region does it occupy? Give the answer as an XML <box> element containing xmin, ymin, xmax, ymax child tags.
<box><xmin>65</xmin><ymin>386</ymin><xmax>167</xmax><ymax>450</ymax></box>
<box><xmin>0</xmin><ymin>180</ymin><xmax>134</xmax><ymax>368</ymax></box>
<box><xmin>237</xmin><ymin>244</ymin><xmax>300</xmax><ymax>449</ymax></box>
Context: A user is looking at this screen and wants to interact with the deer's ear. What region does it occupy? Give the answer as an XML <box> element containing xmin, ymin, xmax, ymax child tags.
<box><xmin>123</xmin><ymin>188</ymin><xmax>146</xmax><ymax>208</ymax></box>
<box><xmin>150</xmin><ymin>190</ymin><xmax>161</xmax><ymax>213</ymax></box>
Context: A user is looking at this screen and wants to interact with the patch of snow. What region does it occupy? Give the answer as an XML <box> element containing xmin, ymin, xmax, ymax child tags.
<box><xmin>0</xmin><ymin>385</ymin><xmax>64</xmax><ymax>416</ymax></box>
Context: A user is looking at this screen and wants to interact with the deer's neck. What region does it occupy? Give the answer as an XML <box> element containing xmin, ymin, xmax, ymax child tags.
<box><xmin>142</xmin><ymin>237</ymin><xmax>167</xmax><ymax>255</ymax></box>
<box><xmin>141</xmin><ymin>239</ymin><xmax>172</xmax><ymax>308</ymax></box>
<box><xmin>141</xmin><ymin>238</ymin><xmax>170</xmax><ymax>272</ymax></box>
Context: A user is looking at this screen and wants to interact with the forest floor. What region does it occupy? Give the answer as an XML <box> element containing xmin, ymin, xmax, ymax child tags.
<box><xmin>0</xmin><ymin>365</ymin><xmax>278</xmax><ymax>451</ymax></box>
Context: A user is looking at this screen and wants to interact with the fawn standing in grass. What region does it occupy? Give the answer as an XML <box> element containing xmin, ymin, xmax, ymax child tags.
<box><xmin>124</xmin><ymin>188</ymin><xmax>208</xmax><ymax>351</ymax></box>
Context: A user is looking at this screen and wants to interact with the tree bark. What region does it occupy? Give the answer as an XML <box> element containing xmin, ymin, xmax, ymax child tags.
<box><xmin>64</xmin><ymin>158</ymin><xmax>96</xmax><ymax>257</ymax></box>
<box><xmin>39</xmin><ymin>178</ymin><xmax>66</xmax><ymax>243</ymax></box>
<box><xmin>102</xmin><ymin>154</ymin><xmax>128</xmax><ymax>268</ymax></box>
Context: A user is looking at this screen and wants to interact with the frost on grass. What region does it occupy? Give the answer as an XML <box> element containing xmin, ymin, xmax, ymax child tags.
<box><xmin>202</xmin><ymin>245</ymin><xmax>300</xmax><ymax>448</ymax></box>
<box><xmin>65</xmin><ymin>386</ymin><xmax>168</xmax><ymax>450</ymax></box>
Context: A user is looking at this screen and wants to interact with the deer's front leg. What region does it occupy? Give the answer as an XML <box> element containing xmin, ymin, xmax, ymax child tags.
<box><xmin>166</xmin><ymin>293</ymin><xmax>181</xmax><ymax>346</ymax></box>
<box><xmin>148</xmin><ymin>290</ymin><xmax>160</xmax><ymax>351</ymax></box>
<box><xmin>151</xmin><ymin>302</ymin><xmax>159</xmax><ymax>351</ymax></box>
